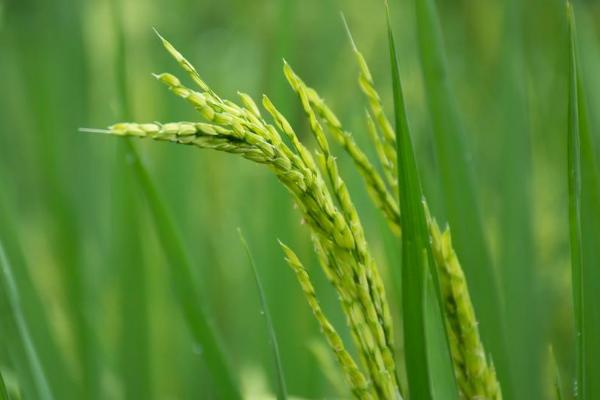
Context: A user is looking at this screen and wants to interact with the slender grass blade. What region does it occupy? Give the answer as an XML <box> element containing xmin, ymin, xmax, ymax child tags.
<box><xmin>238</xmin><ymin>229</ymin><xmax>287</xmax><ymax>400</ymax></box>
<box><xmin>496</xmin><ymin>1</ymin><xmax>540</xmax><ymax>397</ymax></box>
<box><xmin>109</xmin><ymin>0</ymin><xmax>152</xmax><ymax>397</ymax></box>
<box><xmin>9</xmin><ymin>11</ymin><xmax>96</xmax><ymax>397</ymax></box>
<box><xmin>494</xmin><ymin>0</ymin><xmax>544</xmax><ymax>399</ymax></box>
<box><xmin>0</xmin><ymin>178</ymin><xmax>73</xmax><ymax>399</ymax></box>
<box><xmin>566</xmin><ymin>4</ymin><xmax>600</xmax><ymax>399</ymax></box>
<box><xmin>0</xmin><ymin>242</ymin><xmax>53</xmax><ymax>400</ymax></box>
<box><xmin>386</xmin><ymin>4</ymin><xmax>458</xmax><ymax>399</ymax></box>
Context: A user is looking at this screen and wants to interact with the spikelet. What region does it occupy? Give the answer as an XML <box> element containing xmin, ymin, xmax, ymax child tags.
<box><xmin>365</xmin><ymin>111</ymin><xmax>397</xmax><ymax>197</ymax></box>
<box><xmin>342</xmin><ymin>17</ymin><xmax>397</xmax><ymax>187</ymax></box>
<box><xmin>428</xmin><ymin>215</ymin><xmax>502</xmax><ymax>400</ymax></box>
<box><xmin>279</xmin><ymin>242</ymin><xmax>375</xmax><ymax>400</ymax></box>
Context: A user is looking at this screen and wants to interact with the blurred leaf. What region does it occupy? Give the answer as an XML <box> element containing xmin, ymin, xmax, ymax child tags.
<box><xmin>566</xmin><ymin>4</ymin><xmax>600</xmax><ymax>399</ymax></box>
<box><xmin>109</xmin><ymin>0</ymin><xmax>152</xmax><ymax>397</ymax></box>
<box><xmin>0</xmin><ymin>241</ymin><xmax>53</xmax><ymax>400</ymax></box>
<box><xmin>386</xmin><ymin>5</ymin><xmax>458</xmax><ymax>399</ymax></box>
<box><xmin>496</xmin><ymin>1</ymin><xmax>541</xmax><ymax>398</ymax></box>
<box><xmin>0</xmin><ymin>179</ymin><xmax>73</xmax><ymax>399</ymax></box>
<box><xmin>5</xmin><ymin>4</ymin><xmax>96</xmax><ymax>396</ymax></box>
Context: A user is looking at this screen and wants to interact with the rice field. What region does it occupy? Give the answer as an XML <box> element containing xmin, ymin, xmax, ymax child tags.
<box><xmin>0</xmin><ymin>0</ymin><xmax>599</xmax><ymax>399</ymax></box>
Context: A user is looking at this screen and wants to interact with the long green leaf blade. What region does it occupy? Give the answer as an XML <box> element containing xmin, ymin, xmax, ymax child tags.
<box><xmin>495</xmin><ymin>1</ymin><xmax>540</xmax><ymax>397</ymax></box>
<box><xmin>238</xmin><ymin>229</ymin><xmax>287</xmax><ymax>400</ymax></box>
<box><xmin>0</xmin><ymin>241</ymin><xmax>53</xmax><ymax>400</ymax></box>
<box><xmin>386</xmin><ymin>5</ymin><xmax>458</xmax><ymax>399</ymax></box>
<box><xmin>412</xmin><ymin>0</ymin><xmax>511</xmax><ymax>393</ymax></box>
<box><xmin>108</xmin><ymin>1</ymin><xmax>152</xmax><ymax>398</ymax></box>
<box><xmin>0</xmin><ymin>178</ymin><xmax>74</xmax><ymax>399</ymax></box>
<box><xmin>566</xmin><ymin>4</ymin><xmax>584</xmax><ymax>398</ymax></box>
<box><xmin>566</xmin><ymin>4</ymin><xmax>600</xmax><ymax>399</ymax></box>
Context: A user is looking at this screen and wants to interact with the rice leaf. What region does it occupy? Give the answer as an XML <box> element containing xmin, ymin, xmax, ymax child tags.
<box><xmin>123</xmin><ymin>142</ymin><xmax>241</xmax><ymax>399</ymax></box>
<box><xmin>238</xmin><ymin>228</ymin><xmax>287</xmax><ymax>400</ymax></box>
<box><xmin>0</xmin><ymin>178</ymin><xmax>74</xmax><ymax>399</ymax></box>
<box><xmin>412</xmin><ymin>0</ymin><xmax>511</xmax><ymax>392</ymax></box>
<box><xmin>495</xmin><ymin>1</ymin><xmax>540</xmax><ymax>397</ymax></box>
<box><xmin>386</xmin><ymin>4</ymin><xmax>458</xmax><ymax>399</ymax></box>
<box><xmin>0</xmin><ymin>369</ymin><xmax>8</xmax><ymax>400</ymax></box>
<box><xmin>0</xmin><ymin>242</ymin><xmax>53</xmax><ymax>400</ymax></box>
<box><xmin>566</xmin><ymin>4</ymin><xmax>600</xmax><ymax>399</ymax></box>
<box><xmin>108</xmin><ymin>1</ymin><xmax>152</xmax><ymax>398</ymax></box>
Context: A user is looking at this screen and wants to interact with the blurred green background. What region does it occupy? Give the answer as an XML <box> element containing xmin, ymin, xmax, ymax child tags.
<box><xmin>0</xmin><ymin>0</ymin><xmax>599</xmax><ymax>398</ymax></box>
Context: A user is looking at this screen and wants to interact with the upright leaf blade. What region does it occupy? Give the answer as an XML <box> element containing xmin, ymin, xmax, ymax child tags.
<box><xmin>0</xmin><ymin>242</ymin><xmax>53</xmax><ymax>400</ymax></box>
<box><xmin>0</xmin><ymin>178</ymin><xmax>73</xmax><ymax>399</ymax></box>
<box><xmin>494</xmin><ymin>0</ymin><xmax>544</xmax><ymax>399</ymax></box>
<box><xmin>496</xmin><ymin>1</ymin><xmax>540</xmax><ymax>397</ymax></box>
<box><xmin>412</xmin><ymin>0</ymin><xmax>511</xmax><ymax>393</ymax></box>
<box><xmin>108</xmin><ymin>0</ymin><xmax>152</xmax><ymax>398</ymax></box>
<box><xmin>386</xmin><ymin>5</ymin><xmax>458</xmax><ymax>399</ymax></box>
<box><xmin>566</xmin><ymin>4</ymin><xmax>600</xmax><ymax>399</ymax></box>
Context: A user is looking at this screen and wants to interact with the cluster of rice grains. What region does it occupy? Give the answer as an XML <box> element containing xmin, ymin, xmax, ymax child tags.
<box><xmin>105</xmin><ymin>32</ymin><xmax>500</xmax><ymax>400</ymax></box>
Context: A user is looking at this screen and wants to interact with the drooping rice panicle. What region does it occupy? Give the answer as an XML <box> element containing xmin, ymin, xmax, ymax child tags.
<box><xmin>105</xmin><ymin>35</ymin><xmax>403</xmax><ymax>400</ymax></box>
<box><xmin>102</xmin><ymin>30</ymin><xmax>503</xmax><ymax>400</ymax></box>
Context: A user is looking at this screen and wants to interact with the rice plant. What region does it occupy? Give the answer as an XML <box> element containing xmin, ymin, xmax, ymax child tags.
<box><xmin>1</xmin><ymin>0</ymin><xmax>598</xmax><ymax>399</ymax></box>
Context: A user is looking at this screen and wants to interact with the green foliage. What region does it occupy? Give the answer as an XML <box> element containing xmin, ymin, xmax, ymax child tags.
<box><xmin>0</xmin><ymin>241</ymin><xmax>53</xmax><ymax>400</ymax></box>
<box><xmin>567</xmin><ymin>4</ymin><xmax>600</xmax><ymax>399</ymax></box>
<box><xmin>0</xmin><ymin>0</ymin><xmax>599</xmax><ymax>398</ymax></box>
